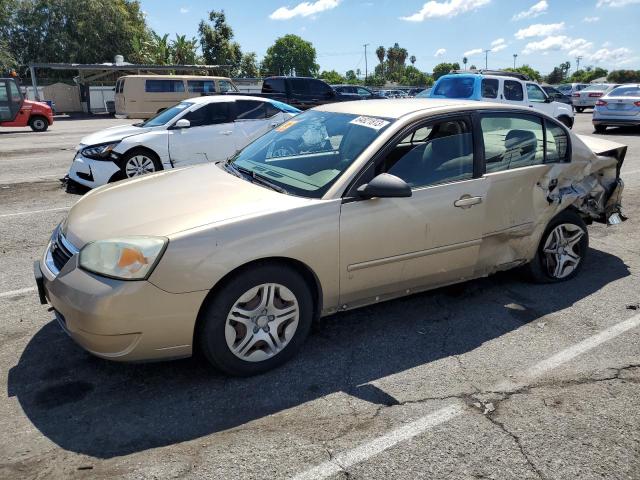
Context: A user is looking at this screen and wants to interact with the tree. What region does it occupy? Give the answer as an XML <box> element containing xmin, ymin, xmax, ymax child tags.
<box><xmin>505</xmin><ymin>65</ymin><xmax>541</xmax><ymax>82</ymax></box>
<box><xmin>239</xmin><ymin>52</ymin><xmax>259</xmax><ymax>77</ymax></box>
<box><xmin>171</xmin><ymin>35</ymin><xmax>199</xmax><ymax>65</ymax></box>
<box><xmin>386</xmin><ymin>43</ymin><xmax>408</xmax><ymax>80</ymax></box>
<box><xmin>5</xmin><ymin>0</ymin><xmax>149</xmax><ymax>66</ymax></box>
<box><xmin>569</xmin><ymin>67</ymin><xmax>608</xmax><ymax>83</ymax></box>
<box><xmin>469</xmin><ymin>65</ymin><xmax>477</xmax><ymax>70</ymax></box>
<box><xmin>375</xmin><ymin>46</ymin><xmax>385</xmax><ymax>78</ymax></box>
<box><xmin>320</xmin><ymin>69</ymin><xmax>344</xmax><ymax>84</ymax></box>
<box><xmin>198</xmin><ymin>10</ymin><xmax>242</xmax><ymax>74</ymax></box>
<box><xmin>546</xmin><ymin>67</ymin><xmax>564</xmax><ymax>84</ymax></box>
<box><xmin>432</xmin><ymin>62</ymin><xmax>460</xmax><ymax>80</ymax></box>
<box><xmin>463</xmin><ymin>57</ymin><xmax>468</xmax><ymax>70</ymax></box>
<box><xmin>345</xmin><ymin>70</ymin><xmax>357</xmax><ymax>83</ymax></box>
<box><xmin>400</xmin><ymin>66</ymin><xmax>432</xmax><ymax>86</ymax></box>
<box><xmin>607</xmin><ymin>69</ymin><xmax>640</xmax><ymax>83</ymax></box>
<box><xmin>261</xmin><ymin>34</ymin><xmax>319</xmax><ymax>77</ymax></box>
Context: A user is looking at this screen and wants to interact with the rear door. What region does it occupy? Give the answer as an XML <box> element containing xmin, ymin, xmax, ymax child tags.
<box><xmin>168</xmin><ymin>101</ymin><xmax>235</xmax><ymax>166</ymax></box>
<box><xmin>233</xmin><ymin>99</ymin><xmax>283</xmax><ymax>151</ymax></box>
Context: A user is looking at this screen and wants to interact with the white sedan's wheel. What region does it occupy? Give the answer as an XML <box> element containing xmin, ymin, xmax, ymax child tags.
<box><xmin>125</xmin><ymin>155</ymin><xmax>156</xmax><ymax>177</ymax></box>
<box><xmin>542</xmin><ymin>223</ymin><xmax>585</xmax><ymax>279</ymax></box>
<box><xmin>225</xmin><ymin>283</ymin><xmax>300</xmax><ymax>362</ymax></box>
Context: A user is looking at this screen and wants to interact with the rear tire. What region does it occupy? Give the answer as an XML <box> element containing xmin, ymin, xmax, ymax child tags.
<box><xmin>558</xmin><ymin>115</ymin><xmax>573</xmax><ymax>129</ymax></box>
<box><xmin>526</xmin><ymin>210</ymin><xmax>588</xmax><ymax>283</ymax></box>
<box><xmin>575</xmin><ymin>107</ymin><xmax>585</xmax><ymax>113</ymax></box>
<box><xmin>594</xmin><ymin>125</ymin><xmax>607</xmax><ymax>134</ymax></box>
<box><xmin>29</xmin><ymin>116</ymin><xmax>48</xmax><ymax>132</ymax></box>
<box><xmin>197</xmin><ymin>264</ymin><xmax>313</xmax><ymax>376</ymax></box>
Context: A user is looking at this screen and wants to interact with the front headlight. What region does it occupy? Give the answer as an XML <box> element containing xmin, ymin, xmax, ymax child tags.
<box><xmin>81</xmin><ymin>142</ymin><xmax>120</xmax><ymax>160</ymax></box>
<box><xmin>79</xmin><ymin>237</ymin><xmax>167</xmax><ymax>280</ymax></box>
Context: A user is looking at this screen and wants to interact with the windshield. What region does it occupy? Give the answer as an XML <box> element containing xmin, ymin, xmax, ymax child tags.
<box><xmin>433</xmin><ymin>77</ymin><xmax>475</xmax><ymax>99</ymax></box>
<box><xmin>231</xmin><ymin>110</ymin><xmax>392</xmax><ymax>198</ymax></box>
<box><xmin>139</xmin><ymin>102</ymin><xmax>193</xmax><ymax>127</ymax></box>
<box><xmin>608</xmin><ymin>86</ymin><xmax>640</xmax><ymax>97</ymax></box>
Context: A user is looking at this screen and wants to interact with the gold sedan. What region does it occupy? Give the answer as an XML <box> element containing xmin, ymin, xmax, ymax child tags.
<box><xmin>35</xmin><ymin>99</ymin><xmax>626</xmax><ymax>375</ymax></box>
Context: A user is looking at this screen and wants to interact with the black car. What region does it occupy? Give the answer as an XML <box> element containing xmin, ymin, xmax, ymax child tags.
<box><xmin>542</xmin><ymin>86</ymin><xmax>572</xmax><ymax>105</ymax></box>
<box><xmin>331</xmin><ymin>85</ymin><xmax>384</xmax><ymax>99</ymax></box>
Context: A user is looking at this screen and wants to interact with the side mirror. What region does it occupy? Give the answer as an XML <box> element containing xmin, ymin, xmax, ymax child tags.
<box><xmin>174</xmin><ymin>118</ymin><xmax>190</xmax><ymax>129</ymax></box>
<box><xmin>544</xmin><ymin>96</ymin><xmax>553</xmax><ymax>103</ymax></box>
<box><xmin>357</xmin><ymin>173</ymin><xmax>412</xmax><ymax>199</ymax></box>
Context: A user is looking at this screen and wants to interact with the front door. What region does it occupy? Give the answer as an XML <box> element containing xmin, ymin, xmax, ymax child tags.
<box><xmin>339</xmin><ymin>116</ymin><xmax>489</xmax><ymax>307</ymax></box>
<box><xmin>168</xmin><ymin>101</ymin><xmax>236</xmax><ymax>166</ymax></box>
<box><xmin>526</xmin><ymin>83</ymin><xmax>555</xmax><ymax>116</ymax></box>
<box><xmin>0</xmin><ymin>79</ymin><xmax>22</xmax><ymax>122</ymax></box>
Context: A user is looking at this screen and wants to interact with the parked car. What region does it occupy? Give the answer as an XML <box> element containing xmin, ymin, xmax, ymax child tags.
<box><xmin>542</xmin><ymin>85</ymin><xmax>572</xmax><ymax>105</ymax></box>
<box><xmin>593</xmin><ymin>84</ymin><xmax>640</xmax><ymax>133</ymax></box>
<box><xmin>0</xmin><ymin>77</ymin><xmax>53</xmax><ymax>131</ymax></box>
<box><xmin>68</xmin><ymin>96</ymin><xmax>300</xmax><ymax>189</ymax></box>
<box><xmin>331</xmin><ymin>84</ymin><xmax>383</xmax><ymax>99</ymax></box>
<box><xmin>555</xmin><ymin>83</ymin><xmax>589</xmax><ymax>97</ymax></box>
<box><xmin>36</xmin><ymin>99</ymin><xmax>626</xmax><ymax>375</ymax></box>
<box><xmin>415</xmin><ymin>88</ymin><xmax>432</xmax><ymax>98</ymax></box>
<box><xmin>247</xmin><ymin>76</ymin><xmax>358</xmax><ymax>110</ymax></box>
<box><xmin>572</xmin><ymin>84</ymin><xmax>621</xmax><ymax>112</ymax></box>
<box><xmin>114</xmin><ymin>75</ymin><xmax>239</xmax><ymax>119</ymax></box>
<box><xmin>429</xmin><ymin>70</ymin><xmax>575</xmax><ymax>128</ymax></box>
<box><xmin>407</xmin><ymin>88</ymin><xmax>426</xmax><ymax>97</ymax></box>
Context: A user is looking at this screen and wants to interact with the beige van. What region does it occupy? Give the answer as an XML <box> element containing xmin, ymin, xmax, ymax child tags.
<box><xmin>114</xmin><ymin>75</ymin><xmax>239</xmax><ymax>119</ymax></box>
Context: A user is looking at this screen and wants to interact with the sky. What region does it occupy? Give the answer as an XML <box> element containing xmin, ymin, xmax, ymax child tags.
<box><xmin>139</xmin><ymin>0</ymin><xmax>640</xmax><ymax>75</ymax></box>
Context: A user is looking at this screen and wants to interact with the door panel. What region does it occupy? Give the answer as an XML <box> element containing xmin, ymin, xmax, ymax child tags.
<box><xmin>169</xmin><ymin>123</ymin><xmax>236</xmax><ymax>166</ymax></box>
<box><xmin>339</xmin><ymin>178</ymin><xmax>489</xmax><ymax>306</ymax></box>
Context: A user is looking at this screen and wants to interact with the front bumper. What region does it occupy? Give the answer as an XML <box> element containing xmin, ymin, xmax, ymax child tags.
<box><xmin>35</xmin><ymin>241</ymin><xmax>208</xmax><ymax>362</ymax></box>
<box><xmin>68</xmin><ymin>153</ymin><xmax>121</xmax><ymax>189</ymax></box>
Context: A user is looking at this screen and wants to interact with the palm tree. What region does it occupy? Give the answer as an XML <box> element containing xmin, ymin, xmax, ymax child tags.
<box><xmin>410</xmin><ymin>55</ymin><xmax>416</xmax><ymax>66</ymax></box>
<box><xmin>171</xmin><ymin>34</ymin><xmax>199</xmax><ymax>64</ymax></box>
<box><xmin>376</xmin><ymin>46</ymin><xmax>385</xmax><ymax>78</ymax></box>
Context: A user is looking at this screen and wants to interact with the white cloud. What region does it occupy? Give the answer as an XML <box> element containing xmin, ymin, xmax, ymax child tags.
<box><xmin>583</xmin><ymin>16</ymin><xmax>600</xmax><ymax>22</ymax></box>
<box><xmin>514</xmin><ymin>22</ymin><xmax>564</xmax><ymax>39</ymax></box>
<box><xmin>179</xmin><ymin>7</ymin><xmax>189</xmax><ymax>14</ymax></box>
<box><xmin>491</xmin><ymin>38</ymin><xmax>507</xmax><ymax>52</ymax></box>
<box><xmin>269</xmin><ymin>0</ymin><xmax>340</xmax><ymax>20</ymax></box>
<box><xmin>512</xmin><ymin>0</ymin><xmax>548</xmax><ymax>20</ymax></box>
<box><xmin>589</xmin><ymin>47</ymin><xmax>632</xmax><ymax>63</ymax></box>
<box><xmin>464</xmin><ymin>48</ymin><xmax>483</xmax><ymax>57</ymax></box>
<box><xmin>400</xmin><ymin>0</ymin><xmax>491</xmax><ymax>22</ymax></box>
<box><xmin>522</xmin><ymin>35</ymin><xmax>592</xmax><ymax>56</ymax></box>
<box><xmin>434</xmin><ymin>48</ymin><xmax>447</xmax><ymax>57</ymax></box>
<box><xmin>597</xmin><ymin>0</ymin><xmax>640</xmax><ymax>6</ymax></box>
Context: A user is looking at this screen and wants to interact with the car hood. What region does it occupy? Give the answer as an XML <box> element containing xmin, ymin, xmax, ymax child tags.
<box><xmin>79</xmin><ymin>124</ymin><xmax>154</xmax><ymax>147</ymax></box>
<box><xmin>62</xmin><ymin>164</ymin><xmax>314</xmax><ymax>247</ymax></box>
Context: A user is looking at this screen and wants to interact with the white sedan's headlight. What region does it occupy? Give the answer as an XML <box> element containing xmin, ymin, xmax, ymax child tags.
<box><xmin>79</xmin><ymin>237</ymin><xmax>167</xmax><ymax>280</ymax></box>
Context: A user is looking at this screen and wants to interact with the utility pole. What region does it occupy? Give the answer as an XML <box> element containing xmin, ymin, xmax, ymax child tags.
<box><xmin>513</xmin><ymin>53</ymin><xmax>518</xmax><ymax>69</ymax></box>
<box><xmin>363</xmin><ymin>43</ymin><xmax>369</xmax><ymax>84</ymax></box>
<box><xmin>484</xmin><ymin>49</ymin><xmax>491</xmax><ymax>69</ymax></box>
<box><xmin>576</xmin><ymin>56</ymin><xmax>583</xmax><ymax>72</ymax></box>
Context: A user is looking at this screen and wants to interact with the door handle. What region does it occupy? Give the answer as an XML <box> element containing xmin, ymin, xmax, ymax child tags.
<box><xmin>270</xmin><ymin>122</ymin><xmax>279</xmax><ymax>127</ymax></box>
<box><xmin>454</xmin><ymin>195</ymin><xmax>482</xmax><ymax>208</ymax></box>
<box><xmin>220</xmin><ymin>130</ymin><xmax>233</xmax><ymax>135</ymax></box>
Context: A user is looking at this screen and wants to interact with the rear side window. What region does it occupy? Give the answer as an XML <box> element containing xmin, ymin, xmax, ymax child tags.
<box><xmin>481</xmin><ymin>114</ymin><xmax>544</xmax><ymax>171</ymax></box>
<box><xmin>183</xmin><ymin>102</ymin><xmax>231</xmax><ymax>127</ymax></box>
<box><xmin>187</xmin><ymin>80</ymin><xmax>216</xmax><ymax>94</ymax></box>
<box><xmin>433</xmin><ymin>77</ymin><xmax>475</xmax><ymax>99</ymax></box>
<box><xmin>236</xmin><ymin>100</ymin><xmax>266</xmax><ymax>120</ymax></box>
<box><xmin>545</xmin><ymin>120</ymin><xmax>569</xmax><ymax>163</ymax></box>
<box><xmin>263</xmin><ymin>78</ymin><xmax>286</xmax><ymax>94</ymax></box>
<box><xmin>504</xmin><ymin>80</ymin><xmax>523</xmax><ymax>101</ymax></box>
<box><xmin>145</xmin><ymin>79</ymin><xmax>185</xmax><ymax>93</ymax></box>
<box><xmin>290</xmin><ymin>78</ymin><xmax>309</xmax><ymax>95</ymax></box>
<box><xmin>309</xmin><ymin>80</ymin><xmax>333</xmax><ymax>97</ymax></box>
<box><xmin>481</xmin><ymin>79</ymin><xmax>499</xmax><ymax>99</ymax></box>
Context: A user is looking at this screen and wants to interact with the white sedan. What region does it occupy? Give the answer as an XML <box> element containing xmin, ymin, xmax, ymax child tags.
<box><xmin>68</xmin><ymin>95</ymin><xmax>301</xmax><ymax>189</ymax></box>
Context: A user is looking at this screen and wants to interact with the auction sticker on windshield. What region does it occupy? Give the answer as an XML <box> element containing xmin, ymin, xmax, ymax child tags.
<box><xmin>350</xmin><ymin>116</ymin><xmax>390</xmax><ymax>130</ymax></box>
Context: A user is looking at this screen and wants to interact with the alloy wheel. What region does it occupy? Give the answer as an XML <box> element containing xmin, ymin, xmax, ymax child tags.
<box><xmin>225</xmin><ymin>283</ymin><xmax>299</xmax><ymax>362</ymax></box>
<box><xmin>125</xmin><ymin>155</ymin><xmax>156</xmax><ymax>177</ymax></box>
<box><xmin>542</xmin><ymin>223</ymin><xmax>585</xmax><ymax>279</ymax></box>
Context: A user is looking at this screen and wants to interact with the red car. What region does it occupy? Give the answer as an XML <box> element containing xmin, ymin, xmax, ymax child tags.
<box><xmin>0</xmin><ymin>78</ymin><xmax>53</xmax><ymax>132</ymax></box>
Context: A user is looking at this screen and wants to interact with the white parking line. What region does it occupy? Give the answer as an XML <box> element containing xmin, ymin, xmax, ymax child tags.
<box><xmin>0</xmin><ymin>287</ymin><xmax>36</xmax><ymax>299</ymax></box>
<box><xmin>0</xmin><ymin>206</ymin><xmax>70</xmax><ymax>219</ymax></box>
<box><xmin>292</xmin><ymin>313</ymin><xmax>640</xmax><ymax>480</ymax></box>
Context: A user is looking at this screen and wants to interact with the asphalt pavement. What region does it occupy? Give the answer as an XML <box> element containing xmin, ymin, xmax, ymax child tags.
<box><xmin>0</xmin><ymin>112</ymin><xmax>639</xmax><ymax>479</ymax></box>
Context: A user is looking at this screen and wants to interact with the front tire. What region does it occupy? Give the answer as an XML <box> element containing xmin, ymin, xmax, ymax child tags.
<box><xmin>526</xmin><ymin>210</ymin><xmax>588</xmax><ymax>283</ymax></box>
<box><xmin>575</xmin><ymin>107</ymin><xmax>585</xmax><ymax>113</ymax></box>
<box><xmin>117</xmin><ymin>148</ymin><xmax>162</xmax><ymax>180</ymax></box>
<box><xmin>29</xmin><ymin>116</ymin><xmax>48</xmax><ymax>132</ymax></box>
<box><xmin>197</xmin><ymin>264</ymin><xmax>314</xmax><ymax>376</ymax></box>
<box><xmin>594</xmin><ymin>125</ymin><xmax>607</xmax><ymax>134</ymax></box>
<box><xmin>558</xmin><ymin>115</ymin><xmax>573</xmax><ymax>129</ymax></box>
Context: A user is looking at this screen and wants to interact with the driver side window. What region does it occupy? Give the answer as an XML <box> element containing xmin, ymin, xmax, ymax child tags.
<box><xmin>383</xmin><ymin>119</ymin><xmax>474</xmax><ymax>189</ymax></box>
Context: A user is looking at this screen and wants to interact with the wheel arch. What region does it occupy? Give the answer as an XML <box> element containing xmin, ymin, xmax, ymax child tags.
<box><xmin>193</xmin><ymin>256</ymin><xmax>324</xmax><ymax>345</ymax></box>
<box><xmin>29</xmin><ymin>114</ymin><xmax>50</xmax><ymax>125</ymax></box>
